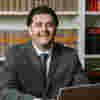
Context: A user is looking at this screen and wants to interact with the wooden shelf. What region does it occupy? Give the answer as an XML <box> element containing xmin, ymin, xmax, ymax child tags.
<box><xmin>85</xmin><ymin>55</ymin><xmax>100</xmax><ymax>58</ymax></box>
<box><xmin>56</xmin><ymin>11</ymin><xmax>79</xmax><ymax>16</ymax></box>
<box><xmin>86</xmin><ymin>11</ymin><xmax>100</xmax><ymax>15</ymax></box>
<box><xmin>0</xmin><ymin>11</ymin><xmax>29</xmax><ymax>16</ymax></box>
<box><xmin>0</xmin><ymin>11</ymin><xmax>79</xmax><ymax>16</ymax></box>
<box><xmin>58</xmin><ymin>24</ymin><xmax>80</xmax><ymax>30</ymax></box>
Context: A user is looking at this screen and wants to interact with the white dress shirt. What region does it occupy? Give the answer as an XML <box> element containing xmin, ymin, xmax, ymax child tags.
<box><xmin>32</xmin><ymin>45</ymin><xmax>53</xmax><ymax>100</ymax></box>
<box><xmin>33</xmin><ymin>45</ymin><xmax>52</xmax><ymax>77</ymax></box>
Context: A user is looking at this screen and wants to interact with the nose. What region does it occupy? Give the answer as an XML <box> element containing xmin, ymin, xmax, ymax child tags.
<box><xmin>41</xmin><ymin>24</ymin><xmax>48</xmax><ymax>32</ymax></box>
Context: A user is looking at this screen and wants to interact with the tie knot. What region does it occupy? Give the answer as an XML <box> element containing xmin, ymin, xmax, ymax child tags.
<box><xmin>40</xmin><ymin>53</ymin><xmax>48</xmax><ymax>63</ymax></box>
<box><xmin>40</xmin><ymin>53</ymin><xmax>48</xmax><ymax>56</ymax></box>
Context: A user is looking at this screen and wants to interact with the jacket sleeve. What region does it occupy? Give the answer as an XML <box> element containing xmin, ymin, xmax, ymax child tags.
<box><xmin>70</xmin><ymin>50</ymin><xmax>88</xmax><ymax>86</ymax></box>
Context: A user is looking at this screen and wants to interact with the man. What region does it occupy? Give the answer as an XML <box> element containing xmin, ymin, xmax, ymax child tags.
<box><xmin>7</xmin><ymin>6</ymin><xmax>88</xmax><ymax>100</ymax></box>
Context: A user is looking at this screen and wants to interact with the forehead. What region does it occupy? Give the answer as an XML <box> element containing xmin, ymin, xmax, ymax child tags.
<box><xmin>32</xmin><ymin>13</ymin><xmax>53</xmax><ymax>23</ymax></box>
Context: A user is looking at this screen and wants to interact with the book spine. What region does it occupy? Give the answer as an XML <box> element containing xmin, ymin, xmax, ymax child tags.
<box><xmin>48</xmin><ymin>0</ymin><xmax>52</xmax><ymax>8</ymax></box>
<box><xmin>92</xmin><ymin>0</ymin><xmax>98</xmax><ymax>11</ymax></box>
<box><xmin>44</xmin><ymin>0</ymin><xmax>48</xmax><ymax>6</ymax></box>
<box><xmin>64</xmin><ymin>0</ymin><xmax>72</xmax><ymax>11</ymax></box>
<box><xmin>19</xmin><ymin>0</ymin><xmax>22</xmax><ymax>11</ymax></box>
<box><xmin>35</xmin><ymin>0</ymin><xmax>39</xmax><ymax>7</ymax></box>
<box><xmin>4</xmin><ymin>0</ymin><xmax>9</xmax><ymax>11</ymax></box>
<box><xmin>55</xmin><ymin>0</ymin><xmax>62</xmax><ymax>11</ymax></box>
<box><xmin>25</xmin><ymin>0</ymin><xmax>28</xmax><ymax>11</ymax></box>
<box><xmin>97</xmin><ymin>0</ymin><xmax>100</xmax><ymax>11</ymax></box>
<box><xmin>16</xmin><ymin>0</ymin><xmax>20</xmax><ymax>11</ymax></box>
<box><xmin>88</xmin><ymin>0</ymin><xmax>97</xmax><ymax>11</ymax></box>
<box><xmin>9</xmin><ymin>0</ymin><xmax>13</xmax><ymax>11</ymax></box>
<box><xmin>27</xmin><ymin>0</ymin><xmax>31</xmax><ymax>11</ymax></box>
<box><xmin>86</xmin><ymin>27</ymin><xmax>97</xmax><ymax>54</ymax></box>
<box><xmin>3</xmin><ymin>0</ymin><xmax>6</xmax><ymax>11</ymax></box>
<box><xmin>72</xmin><ymin>0</ymin><xmax>78</xmax><ymax>11</ymax></box>
<box><xmin>88</xmin><ymin>0</ymin><xmax>91</xmax><ymax>11</ymax></box>
<box><xmin>32</xmin><ymin>0</ymin><xmax>35</xmax><ymax>8</ymax></box>
<box><xmin>52</xmin><ymin>0</ymin><xmax>56</xmax><ymax>10</ymax></box>
<box><xmin>0</xmin><ymin>0</ymin><xmax>3</xmax><ymax>11</ymax></box>
<box><xmin>21</xmin><ymin>0</ymin><xmax>26</xmax><ymax>11</ymax></box>
<box><xmin>56</xmin><ymin>29</ymin><xmax>78</xmax><ymax>48</ymax></box>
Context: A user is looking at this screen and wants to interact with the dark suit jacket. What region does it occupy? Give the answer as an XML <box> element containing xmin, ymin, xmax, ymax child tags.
<box><xmin>7</xmin><ymin>43</ymin><xmax>88</xmax><ymax>99</ymax></box>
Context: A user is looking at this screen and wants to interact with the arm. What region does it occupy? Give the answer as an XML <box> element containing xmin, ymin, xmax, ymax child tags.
<box><xmin>70</xmin><ymin>50</ymin><xmax>88</xmax><ymax>86</ymax></box>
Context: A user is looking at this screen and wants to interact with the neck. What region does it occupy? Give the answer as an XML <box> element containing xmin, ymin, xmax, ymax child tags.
<box><xmin>32</xmin><ymin>42</ymin><xmax>54</xmax><ymax>52</ymax></box>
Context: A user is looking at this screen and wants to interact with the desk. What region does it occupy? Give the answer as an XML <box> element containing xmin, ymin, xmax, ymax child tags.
<box><xmin>57</xmin><ymin>84</ymin><xmax>100</xmax><ymax>100</ymax></box>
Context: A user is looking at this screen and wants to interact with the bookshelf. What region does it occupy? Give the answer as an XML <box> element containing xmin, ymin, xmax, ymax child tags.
<box><xmin>0</xmin><ymin>0</ymin><xmax>83</xmax><ymax>65</ymax></box>
<box><xmin>0</xmin><ymin>11</ymin><xmax>79</xmax><ymax>16</ymax></box>
<box><xmin>85</xmin><ymin>0</ymin><xmax>100</xmax><ymax>79</ymax></box>
<box><xmin>86</xmin><ymin>11</ymin><xmax>100</xmax><ymax>15</ymax></box>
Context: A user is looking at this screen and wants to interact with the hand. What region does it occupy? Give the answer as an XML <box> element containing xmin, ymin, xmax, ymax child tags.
<box><xmin>33</xmin><ymin>97</ymin><xmax>43</xmax><ymax>100</ymax></box>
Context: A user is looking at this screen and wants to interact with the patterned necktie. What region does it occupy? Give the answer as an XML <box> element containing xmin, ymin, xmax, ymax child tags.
<box><xmin>40</xmin><ymin>53</ymin><xmax>48</xmax><ymax>88</ymax></box>
<box><xmin>40</xmin><ymin>53</ymin><xmax>48</xmax><ymax>99</ymax></box>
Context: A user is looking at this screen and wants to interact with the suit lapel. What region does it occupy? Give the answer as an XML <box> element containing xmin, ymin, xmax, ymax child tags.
<box><xmin>48</xmin><ymin>43</ymin><xmax>60</xmax><ymax>78</ymax></box>
<box><xmin>47</xmin><ymin>44</ymin><xmax>60</xmax><ymax>90</ymax></box>
<box><xmin>23</xmin><ymin>46</ymin><xmax>41</xmax><ymax>71</ymax></box>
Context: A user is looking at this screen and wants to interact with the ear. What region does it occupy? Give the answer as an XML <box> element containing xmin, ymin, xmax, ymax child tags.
<box><xmin>24</xmin><ymin>25</ymin><xmax>32</xmax><ymax>36</ymax></box>
<box><xmin>28</xmin><ymin>27</ymin><xmax>33</xmax><ymax>36</ymax></box>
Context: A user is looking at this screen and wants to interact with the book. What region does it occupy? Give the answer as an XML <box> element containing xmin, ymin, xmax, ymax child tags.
<box><xmin>88</xmin><ymin>0</ymin><xmax>98</xmax><ymax>11</ymax></box>
<box><xmin>86</xmin><ymin>58</ymin><xmax>100</xmax><ymax>72</ymax></box>
<box><xmin>27</xmin><ymin>0</ymin><xmax>32</xmax><ymax>11</ymax></box>
<box><xmin>92</xmin><ymin>0</ymin><xmax>98</xmax><ymax>11</ymax></box>
<box><xmin>86</xmin><ymin>27</ymin><xmax>100</xmax><ymax>54</ymax></box>
<box><xmin>55</xmin><ymin>0</ymin><xmax>63</xmax><ymax>11</ymax></box>
<box><xmin>58</xmin><ymin>84</ymin><xmax>100</xmax><ymax>100</ymax></box>
<box><xmin>0</xmin><ymin>0</ymin><xmax>3</xmax><ymax>11</ymax></box>
<box><xmin>9</xmin><ymin>0</ymin><xmax>14</xmax><ymax>11</ymax></box>
<box><xmin>48</xmin><ymin>0</ymin><xmax>52</xmax><ymax>8</ymax></box>
<box><xmin>21</xmin><ymin>0</ymin><xmax>26</xmax><ymax>11</ymax></box>
<box><xmin>32</xmin><ymin>0</ymin><xmax>35</xmax><ymax>8</ymax></box>
<box><xmin>86</xmin><ymin>57</ymin><xmax>100</xmax><ymax>83</ymax></box>
<box><xmin>0</xmin><ymin>32</ymin><xmax>8</xmax><ymax>56</ymax></box>
<box><xmin>72</xmin><ymin>0</ymin><xmax>78</xmax><ymax>11</ymax></box>
<box><xmin>35</xmin><ymin>0</ymin><xmax>41</xmax><ymax>8</ymax></box>
<box><xmin>97</xmin><ymin>0</ymin><xmax>100</xmax><ymax>11</ymax></box>
<box><xmin>3</xmin><ymin>0</ymin><xmax>9</xmax><ymax>11</ymax></box>
<box><xmin>52</xmin><ymin>0</ymin><xmax>56</xmax><ymax>10</ymax></box>
<box><xmin>56</xmin><ymin>29</ymin><xmax>78</xmax><ymax>48</ymax></box>
<box><xmin>43</xmin><ymin>0</ymin><xmax>48</xmax><ymax>6</ymax></box>
<box><xmin>16</xmin><ymin>0</ymin><xmax>20</xmax><ymax>11</ymax></box>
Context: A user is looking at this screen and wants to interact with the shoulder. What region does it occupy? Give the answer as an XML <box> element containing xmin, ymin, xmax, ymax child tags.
<box><xmin>8</xmin><ymin>44</ymin><xmax>31</xmax><ymax>55</ymax></box>
<box><xmin>54</xmin><ymin>43</ymin><xmax>81</xmax><ymax>64</ymax></box>
<box><xmin>55</xmin><ymin>43</ymin><xmax>77</xmax><ymax>55</ymax></box>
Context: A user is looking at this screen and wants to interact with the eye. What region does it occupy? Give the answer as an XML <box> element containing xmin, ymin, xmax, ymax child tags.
<box><xmin>47</xmin><ymin>23</ymin><xmax>54</xmax><ymax>27</ymax></box>
<box><xmin>35</xmin><ymin>22</ymin><xmax>42</xmax><ymax>27</ymax></box>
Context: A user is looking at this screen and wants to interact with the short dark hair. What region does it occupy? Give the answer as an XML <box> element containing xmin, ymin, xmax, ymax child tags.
<box><xmin>26</xmin><ymin>6</ymin><xmax>59</xmax><ymax>27</ymax></box>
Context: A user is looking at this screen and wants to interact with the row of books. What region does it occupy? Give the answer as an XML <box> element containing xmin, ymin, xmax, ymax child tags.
<box><xmin>85</xmin><ymin>27</ymin><xmax>100</xmax><ymax>54</ymax></box>
<box><xmin>0</xmin><ymin>0</ymin><xmax>33</xmax><ymax>11</ymax></box>
<box><xmin>88</xmin><ymin>0</ymin><xmax>100</xmax><ymax>11</ymax></box>
<box><xmin>86</xmin><ymin>58</ymin><xmax>100</xmax><ymax>72</ymax></box>
<box><xmin>0</xmin><ymin>29</ymin><xmax>79</xmax><ymax>56</ymax></box>
<box><xmin>86</xmin><ymin>58</ymin><xmax>100</xmax><ymax>82</ymax></box>
<box><xmin>56</xmin><ymin>29</ymin><xmax>78</xmax><ymax>48</ymax></box>
<box><xmin>0</xmin><ymin>31</ymin><xmax>29</xmax><ymax>45</ymax></box>
<box><xmin>0</xmin><ymin>0</ymin><xmax>78</xmax><ymax>12</ymax></box>
<box><xmin>0</xmin><ymin>29</ymin><xmax>78</xmax><ymax>46</ymax></box>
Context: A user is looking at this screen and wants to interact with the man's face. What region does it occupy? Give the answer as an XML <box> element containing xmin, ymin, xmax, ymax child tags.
<box><xmin>29</xmin><ymin>13</ymin><xmax>56</xmax><ymax>49</ymax></box>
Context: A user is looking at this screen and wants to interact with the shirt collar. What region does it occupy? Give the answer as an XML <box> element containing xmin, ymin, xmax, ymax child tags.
<box><xmin>33</xmin><ymin>44</ymin><xmax>52</xmax><ymax>56</ymax></box>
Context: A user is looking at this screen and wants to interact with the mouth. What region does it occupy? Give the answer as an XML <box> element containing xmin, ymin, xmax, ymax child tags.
<box><xmin>40</xmin><ymin>36</ymin><xmax>49</xmax><ymax>39</ymax></box>
<box><xmin>39</xmin><ymin>37</ymin><xmax>49</xmax><ymax>43</ymax></box>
